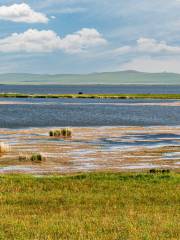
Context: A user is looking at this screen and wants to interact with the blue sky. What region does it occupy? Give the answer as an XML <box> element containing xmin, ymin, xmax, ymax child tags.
<box><xmin>1</xmin><ymin>0</ymin><xmax>180</xmax><ymax>73</ymax></box>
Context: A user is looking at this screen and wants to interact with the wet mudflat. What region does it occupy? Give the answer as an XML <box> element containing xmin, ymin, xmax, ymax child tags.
<box><xmin>0</xmin><ymin>126</ymin><xmax>180</xmax><ymax>174</ymax></box>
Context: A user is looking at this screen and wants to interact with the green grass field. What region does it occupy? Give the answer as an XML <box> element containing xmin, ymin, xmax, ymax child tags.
<box><xmin>2</xmin><ymin>93</ymin><xmax>180</xmax><ymax>99</ymax></box>
<box><xmin>0</xmin><ymin>173</ymin><xmax>179</xmax><ymax>240</ymax></box>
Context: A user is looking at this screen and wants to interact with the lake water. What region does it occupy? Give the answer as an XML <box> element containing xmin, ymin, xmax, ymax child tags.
<box><xmin>1</xmin><ymin>84</ymin><xmax>180</xmax><ymax>128</ymax></box>
<box><xmin>0</xmin><ymin>98</ymin><xmax>180</xmax><ymax>128</ymax></box>
<box><xmin>1</xmin><ymin>85</ymin><xmax>180</xmax><ymax>173</ymax></box>
<box><xmin>1</xmin><ymin>84</ymin><xmax>180</xmax><ymax>94</ymax></box>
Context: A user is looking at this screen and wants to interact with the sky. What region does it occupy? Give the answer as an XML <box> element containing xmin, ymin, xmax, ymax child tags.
<box><xmin>1</xmin><ymin>0</ymin><xmax>180</xmax><ymax>74</ymax></box>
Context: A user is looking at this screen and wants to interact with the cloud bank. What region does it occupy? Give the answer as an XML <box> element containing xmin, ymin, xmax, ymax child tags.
<box><xmin>0</xmin><ymin>3</ymin><xmax>48</xmax><ymax>23</ymax></box>
<box><xmin>0</xmin><ymin>28</ymin><xmax>107</xmax><ymax>53</ymax></box>
<box><xmin>114</xmin><ymin>38</ymin><xmax>180</xmax><ymax>56</ymax></box>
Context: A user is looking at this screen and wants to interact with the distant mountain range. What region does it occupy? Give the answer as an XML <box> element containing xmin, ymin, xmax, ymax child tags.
<box><xmin>0</xmin><ymin>71</ymin><xmax>180</xmax><ymax>85</ymax></box>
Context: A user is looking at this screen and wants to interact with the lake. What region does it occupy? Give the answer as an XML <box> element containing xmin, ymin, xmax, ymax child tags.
<box><xmin>1</xmin><ymin>84</ymin><xmax>180</xmax><ymax>94</ymax></box>
<box><xmin>1</xmin><ymin>85</ymin><xmax>180</xmax><ymax>173</ymax></box>
<box><xmin>0</xmin><ymin>98</ymin><xmax>180</xmax><ymax>128</ymax></box>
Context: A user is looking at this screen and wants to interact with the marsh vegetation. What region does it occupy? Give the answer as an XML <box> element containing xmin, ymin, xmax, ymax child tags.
<box><xmin>49</xmin><ymin>128</ymin><xmax>72</xmax><ymax>138</ymax></box>
<box><xmin>19</xmin><ymin>153</ymin><xmax>44</xmax><ymax>163</ymax></box>
<box><xmin>2</xmin><ymin>93</ymin><xmax>180</xmax><ymax>99</ymax></box>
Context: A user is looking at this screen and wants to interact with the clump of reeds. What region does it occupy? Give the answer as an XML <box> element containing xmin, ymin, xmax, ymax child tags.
<box><xmin>19</xmin><ymin>153</ymin><xmax>45</xmax><ymax>163</ymax></box>
<box><xmin>19</xmin><ymin>154</ymin><xmax>29</xmax><ymax>162</ymax></box>
<box><xmin>30</xmin><ymin>153</ymin><xmax>44</xmax><ymax>162</ymax></box>
<box><xmin>0</xmin><ymin>142</ymin><xmax>10</xmax><ymax>154</ymax></box>
<box><xmin>49</xmin><ymin>128</ymin><xmax>72</xmax><ymax>138</ymax></box>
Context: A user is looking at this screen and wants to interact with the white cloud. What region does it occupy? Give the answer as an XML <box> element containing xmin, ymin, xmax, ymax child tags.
<box><xmin>0</xmin><ymin>3</ymin><xmax>48</xmax><ymax>23</ymax></box>
<box><xmin>113</xmin><ymin>38</ymin><xmax>180</xmax><ymax>56</ymax></box>
<box><xmin>120</xmin><ymin>57</ymin><xmax>180</xmax><ymax>73</ymax></box>
<box><xmin>0</xmin><ymin>28</ymin><xmax>107</xmax><ymax>53</ymax></box>
<box><xmin>61</xmin><ymin>28</ymin><xmax>107</xmax><ymax>53</ymax></box>
<box><xmin>137</xmin><ymin>38</ymin><xmax>180</xmax><ymax>54</ymax></box>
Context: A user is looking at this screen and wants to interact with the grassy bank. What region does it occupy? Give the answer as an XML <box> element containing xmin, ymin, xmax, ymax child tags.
<box><xmin>1</xmin><ymin>93</ymin><xmax>180</xmax><ymax>99</ymax></box>
<box><xmin>0</xmin><ymin>173</ymin><xmax>179</xmax><ymax>239</ymax></box>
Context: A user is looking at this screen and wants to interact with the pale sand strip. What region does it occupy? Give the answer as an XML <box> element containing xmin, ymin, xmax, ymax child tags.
<box><xmin>1</xmin><ymin>100</ymin><xmax>180</xmax><ymax>106</ymax></box>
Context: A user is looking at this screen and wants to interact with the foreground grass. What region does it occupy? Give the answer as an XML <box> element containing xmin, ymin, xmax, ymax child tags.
<box><xmin>0</xmin><ymin>173</ymin><xmax>179</xmax><ymax>240</ymax></box>
<box><xmin>2</xmin><ymin>93</ymin><xmax>180</xmax><ymax>99</ymax></box>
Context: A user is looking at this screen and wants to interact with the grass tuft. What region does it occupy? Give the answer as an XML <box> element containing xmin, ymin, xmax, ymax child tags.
<box><xmin>18</xmin><ymin>154</ymin><xmax>29</xmax><ymax>162</ymax></box>
<box><xmin>49</xmin><ymin>128</ymin><xmax>72</xmax><ymax>138</ymax></box>
<box><xmin>0</xmin><ymin>142</ymin><xmax>10</xmax><ymax>154</ymax></box>
<box><xmin>30</xmin><ymin>153</ymin><xmax>44</xmax><ymax>162</ymax></box>
<box><xmin>19</xmin><ymin>153</ymin><xmax>45</xmax><ymax>162</ymax></box>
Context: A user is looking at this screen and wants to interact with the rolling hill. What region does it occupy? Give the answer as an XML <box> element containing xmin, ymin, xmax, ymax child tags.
<box><xmin>0</xmin><ymin>71</ymin><xmax>180</xmax><ymax>85</ymax></box>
